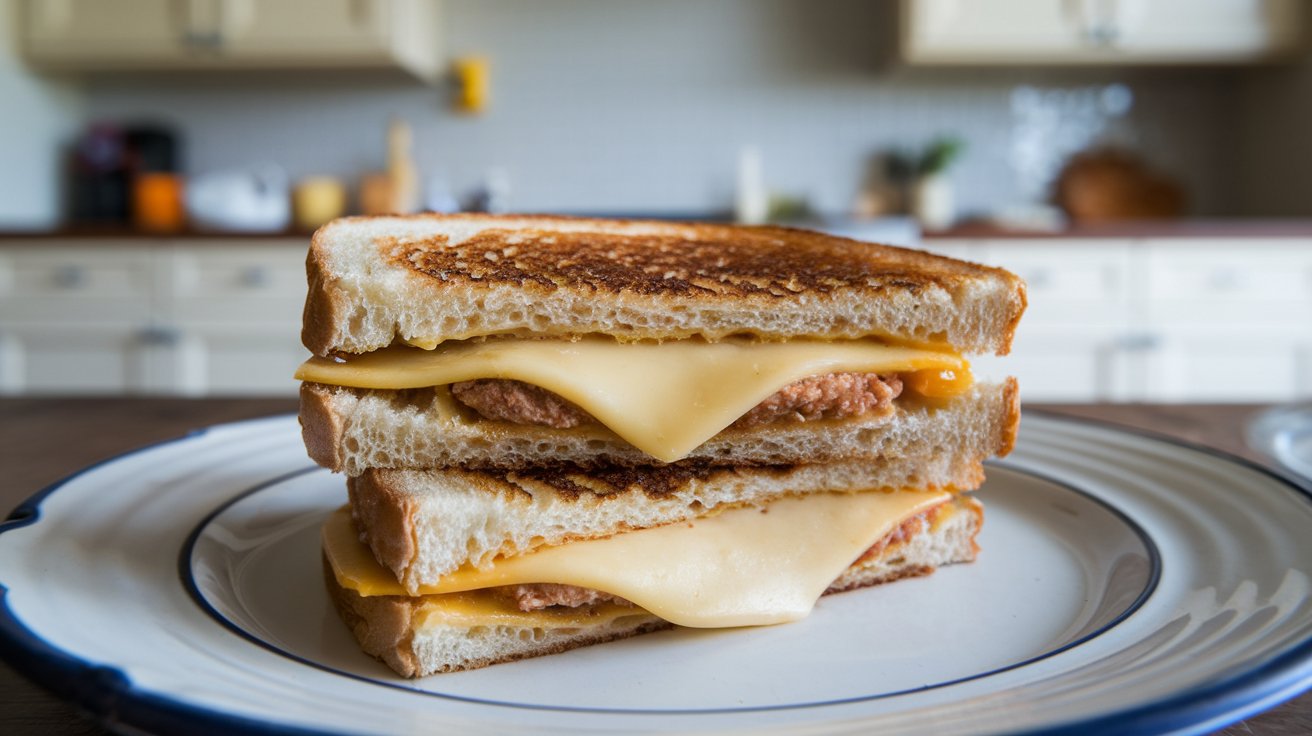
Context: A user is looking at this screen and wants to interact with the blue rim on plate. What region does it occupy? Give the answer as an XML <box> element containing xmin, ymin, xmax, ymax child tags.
<box><xmin>0</xmin><ymin>410</ymin><xmax>1309</xmax><ymax>735</ymax></box>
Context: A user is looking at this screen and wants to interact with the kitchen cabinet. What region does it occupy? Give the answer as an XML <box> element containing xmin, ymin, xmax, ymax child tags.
<box><xmin>21</xmin><ymin>0</ymin><xmax>441</xmax><ymax>81</ymax></box>
<box><xmin>0</xmin><ymin>239</ymin><xmax>307</xmax><ymax>397</ymax></box>
<box><xmin>901</xmin><ymin>0</ymin><xmax>1304</xmax><ymax>64</ymax></box>
<box><xmin>2</xmin><ymin>234</ymin><xmax>1309</xmax><ymax>401</ymax></box>
<box><xmin>944</xmin><ymin>235</ymin><xmax>1312</xmax><ymax>403</ymax></box>
<box><xmin>21</xmin><ymin>0</ymin><xmax>191</xmax><ymax>63</ymax></box>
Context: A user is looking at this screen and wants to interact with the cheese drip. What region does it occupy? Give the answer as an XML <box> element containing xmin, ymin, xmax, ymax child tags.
<box><xmin>324</xmin><ymin>488</ymin><xmax>951</xmax><ymax>628</ymax></box>
<box><xmin>296</xmin><ymin>337</ymin><xmax>967</xmax><ymax>462</ymax></box>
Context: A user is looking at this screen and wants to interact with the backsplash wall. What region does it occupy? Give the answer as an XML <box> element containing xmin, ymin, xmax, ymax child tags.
<box><xmin>75</xmin><ymin>1</ymin><xmax>1249</xmax><ymax>218</ymax></box>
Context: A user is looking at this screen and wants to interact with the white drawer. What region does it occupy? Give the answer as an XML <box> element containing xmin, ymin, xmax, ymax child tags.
<box><xmin>979</xmin><ymin>240</ymin><xmax>1136</xmax><ymax>329</ymax></box>
<box><xmin>1144</xmin><ymin>330</ymin><xmax>1310</xmax><ymax>402</ymax></box>
<box><xmin>0</xmin><ymin>245</ymin><xmax>157</xmax><ymax>324</ymax></box>
<box><xmin>1144</xmin><ymin>239</ymin><xmax>1312</xmax><ymax>327</ymax></box>
<box><xmin>163</xmin><ymin>243</ymin><xmax>309</xmax><ymax>327</ymax></box>
<box><xmin>173</xmin><ymin>327</ymin><xmax>306</xmax><ymax>396</ymax></box>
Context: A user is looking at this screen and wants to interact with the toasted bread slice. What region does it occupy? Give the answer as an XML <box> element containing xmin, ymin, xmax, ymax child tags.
<box><xmin>300</xmin><ymin>377</ymin><xmax>1019</xmax><ymax>476</ymax></box>
<box><xmin>326</xmin><ymin>495</ymin><xmax>982</xmax><ymax>677</ymax></box>
<box><xmin>345</xmin><ymin>448</ymin><xmax>999</xmax><ymax>593</ymax></box>
<box><xmin>302</xmin><ymin>214</ymin><xmax>1026</xmax><ymax>357</ymax></box>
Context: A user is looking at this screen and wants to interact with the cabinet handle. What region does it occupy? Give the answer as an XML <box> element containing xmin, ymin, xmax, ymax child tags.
<box><xmin>240</xmin><ymin>266</ymin><xmax>271</xmax><ymax>288</ymax></box>
<box><xmin>139</xmin><ymin>326</ymin><xmax>181</xmax><ymax>348</ymax></box>
<box><xmin>1207</xmin><ymin>270</ymin><xmax>1241</xmax><ymax>291</ymax></box>
<box><xmin>52</xmin><ymin>265</ymin><xmax>87</xmax><ymax>290</ymax></box>
<box><xmin>1115</xmin><ymin>333</ymin><xmax>1161</xmax><ymax>352</ymax></box>
<box><xmin>1026</xmin><ymin>267</ymin><xmax>1053</xmax><ymax>289</ymax></box>
<box><xmin>183</xmin><ymin>30</ymin><xmax>222</xmax><ymax>50</ymax></box>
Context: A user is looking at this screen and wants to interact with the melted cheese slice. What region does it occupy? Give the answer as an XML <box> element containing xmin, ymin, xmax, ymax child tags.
<box><xmin>411</xmin><ymin>593</ymin><xmax>654</xmax><ymax>631</ymax></box>
<box><xmin>324</xmin><ymin>488</ymin><xmax>950</xmax><ymax>628</ymax></box>
<box><xmin>297</xmin><ymin>337</ymin><xmax>966</xmax><ymax>462</ymax></box>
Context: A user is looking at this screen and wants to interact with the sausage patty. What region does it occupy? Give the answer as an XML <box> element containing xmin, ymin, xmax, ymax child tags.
<box><xmin>450</xmin><ymin>372</ymin><xmax>903</xmax><ymax>430</ymax></box>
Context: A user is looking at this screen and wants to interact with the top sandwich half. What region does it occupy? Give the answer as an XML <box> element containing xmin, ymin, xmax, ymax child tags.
<box><xmin>301</xmin><ymin>214</ymin><xmax>1025</xmax><ymax>356</ymax></box>
<box><xmin>296</xmin><ymin>214</ymin><xmax>1026</xmax><ymax>470</ymax></box>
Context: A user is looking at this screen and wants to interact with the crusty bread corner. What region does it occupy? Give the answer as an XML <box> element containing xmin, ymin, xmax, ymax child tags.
<box><xmin>299</xmin><ymin>378</ymin><xmax>1018</xmax><ymax>476</ymax></box>
<box><xmin>301</xmin><ymin>214</ymin><xmax>1026</xmax><ymax>357</ymax></box>
<box><xmin>326</xmin><ymin>494</ymin><xmax>982</xmax><ymax>677</ymax></box>
<box><xmin>322</xmin><ymin>555</ymin><xmax>421</xmax><ymax>677</ymax></box>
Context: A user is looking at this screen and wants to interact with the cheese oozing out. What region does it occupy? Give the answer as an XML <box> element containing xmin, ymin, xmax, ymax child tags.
<box><xmin>324</xmin><ymin>488</ymin><xmax>953</xmax><ymax>628</ymax></box>
<box><xmin>296</xmin><ymin>336</ymin><xmax>968</xmax><ymax>462</ymax></box>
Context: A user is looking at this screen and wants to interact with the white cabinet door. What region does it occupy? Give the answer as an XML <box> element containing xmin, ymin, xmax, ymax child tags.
<box><xmin>1143</xmin><ymin>239</ymin><xmax>1312</xmax><ymax>329</ymax></box>
<box><xmin>902</xmin><ymin>0</ymin><xmax>1302</xmax><ymax>63</ymax></box>
<box><xmin>976</xmin><ymin>240</ymin><xmax>1137</xmax><ymax>331</ymax></box>
<box><xmin>0</xmin><ymin>326</ymin><xmax>168</xmax><ymax>395</ymax></box>
<box><xmin>975</xmin><ymin>240</ymin><xmax>1138</xmax><ymax>401</ymax></box>
<box><xmin>902</xmin><ymin>0</ymin><xmax>1084</xmax><ymax>62</ymax></box>
<box><xmin>1144</xmin><ymin>332</ymin><xmax>1309</xmax><ymax>402</ymax></box>
<box><xmin>172</xmin><ymin>328</ymin><xmax>305</xmax><ymax>396</ymax></box>
<box><xmin>973</xmin><ymin>328</ymin><xmax>1135</xmax><ymax>402</ymax></box>
<box><xmin>1115</xmin><ymin>0</ymin><xmax>1303</xmax><ymax>60</ymax></box>
<box><xmin>162</xmin><ymin>243</ymin><xmax>307</xmax><ymax>329</ymax></box>
<box><xmin>22</xmin><ymin>0</ymin><xmax>439</xmax><ymax>78</ymax></box>
<box><xmin>0</xmin><ymin>245</ymin><xmax>158</xmax><ymax>325</ymax></box>
<box><xmin>23</xmin><ymin>0</ymin><xmax>201</xmax><ymax>62</ymax></box>
<box><xmin>218</xmin><ymin>0</ymin><xmax>391</xmax><ymax>58</ymax></box>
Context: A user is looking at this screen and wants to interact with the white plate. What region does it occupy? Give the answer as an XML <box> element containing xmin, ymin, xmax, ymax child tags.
<box><xmin>1247</xmin><ymin>401</ymin><xmax>1312</xmax><ymax>486</ymax></box>
<box><xmin>0</xmin><ymin>413</ymin><xmax>1310</xmax><ymax>734</ymax></box>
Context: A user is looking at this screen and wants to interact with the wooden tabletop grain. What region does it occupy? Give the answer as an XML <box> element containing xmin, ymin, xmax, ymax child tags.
<box><xmin>0</xmin><ymin>399</ymin><xmax>1308</xmax><ymax>735</ymax></box>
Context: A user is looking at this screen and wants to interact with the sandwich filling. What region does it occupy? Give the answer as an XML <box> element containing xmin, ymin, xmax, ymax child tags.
<box><xmin>324</xmin><ymin>488</ymin><xmax>963</xmax><ymax>628</ymax></box>
<box><xmin>449</xmin><ymin>372</ymin><xmax>905</xmax><ymax>429</ymax></box>
<box><xmin>297</xmin><ymin>336</ymin><xmax>973</xmax><ymax>463</ymax></box>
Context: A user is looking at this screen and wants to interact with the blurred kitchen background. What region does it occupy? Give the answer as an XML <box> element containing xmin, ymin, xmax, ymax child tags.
<box><xmin>1</xmin><ymin>0</ymin><xmax>1310</xmax><ymax>402</ymax></box>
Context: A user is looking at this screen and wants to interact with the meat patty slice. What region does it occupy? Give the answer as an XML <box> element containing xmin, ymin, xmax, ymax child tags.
<box><xmin>450</xmin><ymin>379</ymin><xmax>593</xmax><ymax>428</ymax></box>
<box><xmin>450</xmin><ymin>372</ymin><xmax>903</xmax><ymax>430</ymax></box>
<box><xmin>495</xmin><ymin>583</ymin><xmax>634</xmax><ymax>612</ymax></box>
<box><xmin>496</xmin><ymin>503</ymin><xmax>942</xmax><ymax>613</ymax></box>
<box><xmin>732</xmin><ymin>372</ymin><xmax>902</xmax><ymax>428</ymax></box>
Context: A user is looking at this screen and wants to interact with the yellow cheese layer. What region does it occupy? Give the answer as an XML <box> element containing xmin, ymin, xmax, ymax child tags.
<box><xmin>296</xmin><ymin>337</ymin><xmax>967</xmax><ymax>462</ymax></box>
<box><xmin>324</xmin><ymin>488</ymin><xmax>951</xmax><ymax>628</ymax></box>
<box><xmin>411</xmin><ymin>592</ymin><xmax>655</xmax><ymax>631</ymax></box>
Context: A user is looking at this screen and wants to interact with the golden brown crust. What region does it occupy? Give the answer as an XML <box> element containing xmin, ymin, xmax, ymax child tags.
<box><xmin>323</xmin><ymin>555</ymin><xmax>420</xmax><ymax>677</ymax></box>
<box><xmin>999</xmin><ymin>280</ymin><xmax>1028</xmax><ymax>357</ymax></box>
<box><xmin>378</xmin><ymin>223</ymin><xmax>1000</xmax><ymax>299</ymax></box>
<box><xmin>347</xmin><ymin>475</ymin><xmax>419</xmax><ymax>581</ymax></box>
<box><xmin>301</xmin><ymin>229</ymin><xmax>342</xmax><ymax>360</ymax></box>
<box><xmin>300</xmin><ymin>213</ymin><xmax>1027</xmax><ymax>356</ymax></box>
<box><xmin>997</xmin><ymin>376</ymin><xmax>1021</xmax><ymax>457</ymax></box>
<box><xmin>298</xmin><ymin>383</ymin><xmax>346</xmax><ymax>471</ymax></box>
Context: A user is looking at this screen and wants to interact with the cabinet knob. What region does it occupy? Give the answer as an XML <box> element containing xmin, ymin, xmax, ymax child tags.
<box><xmin>240</xmin><ymin>266</ymin><xmax>271</xmax><ymax>288</ymax></box>
<box><xmin>1026</xmin><ymin>267</ymin><xmax>1053</xmax><ymax>289</ymax></box>
<box><xmin>139</xmin><ymin>326</ymin><xmax>181</xmax><ymax>347</ymax></box>
<box><xmin>1115</xmin><ymin>333</ymin><xmax>1161</xmax><ymax>352</ymax></box>
<box><xmin>1207</xmin><ymin>269</ymin><xmax>1241</xmax><ymax>291</ymax></box>
<box><xmin>183</xmin><ymin>31</ymin><xmax>222</xmax><ymax>50</ymax></box>
<box><xmin>52</xmin><ymin>265</ymin><xmax>87</xmax><ymax>290</ymax></box>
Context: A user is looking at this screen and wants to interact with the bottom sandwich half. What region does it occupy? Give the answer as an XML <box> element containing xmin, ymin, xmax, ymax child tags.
<box><xmin>322</xmin><ymin>464</ymin><xmax>986</xmax><ymax>677</ymax></box>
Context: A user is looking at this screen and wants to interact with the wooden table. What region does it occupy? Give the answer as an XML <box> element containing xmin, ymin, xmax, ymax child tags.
<box><xmin>0</xmin><ymin>399</ymin><xmax>1308</xmax><ymax>735</ymax></box>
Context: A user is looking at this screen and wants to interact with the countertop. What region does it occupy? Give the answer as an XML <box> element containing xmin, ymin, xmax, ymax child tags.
<box><xmin>4</xmin><ymin>218</ymin><xmax>1312</xmax><ymax>243</ymax></box>
<box><xmin>0</xmin><ymin>399</ymin><xmax>1309</xmax><ymax>734</ymax></box>
<box><xmin>925</xmin><ymin>219</ymin><xmax>1312</xmax><ymax>239</ymax></box>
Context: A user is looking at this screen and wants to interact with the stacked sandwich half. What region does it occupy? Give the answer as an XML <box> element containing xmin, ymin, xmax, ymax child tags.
<box><xmin>296</xmin><ymin>214</ymin><xmax>1026</xmax><ymax>677</ymax></box>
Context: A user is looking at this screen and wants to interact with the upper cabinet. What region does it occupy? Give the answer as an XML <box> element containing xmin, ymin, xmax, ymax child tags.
<box><xmin>21</xmin><ymin>0</ymin><xmax>441</xmax><ymax>81</ymax></box>
<box><xmin>901</xmin><ymin>0</ymin><xmax>1305</xmax><ymax>64</ymax></box>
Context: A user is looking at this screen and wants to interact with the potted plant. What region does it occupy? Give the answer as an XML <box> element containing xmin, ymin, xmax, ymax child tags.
<box><xmin>908</xmin><ymin>137</ymin><xmax>965</xmax><ymax>230</ymax></box>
